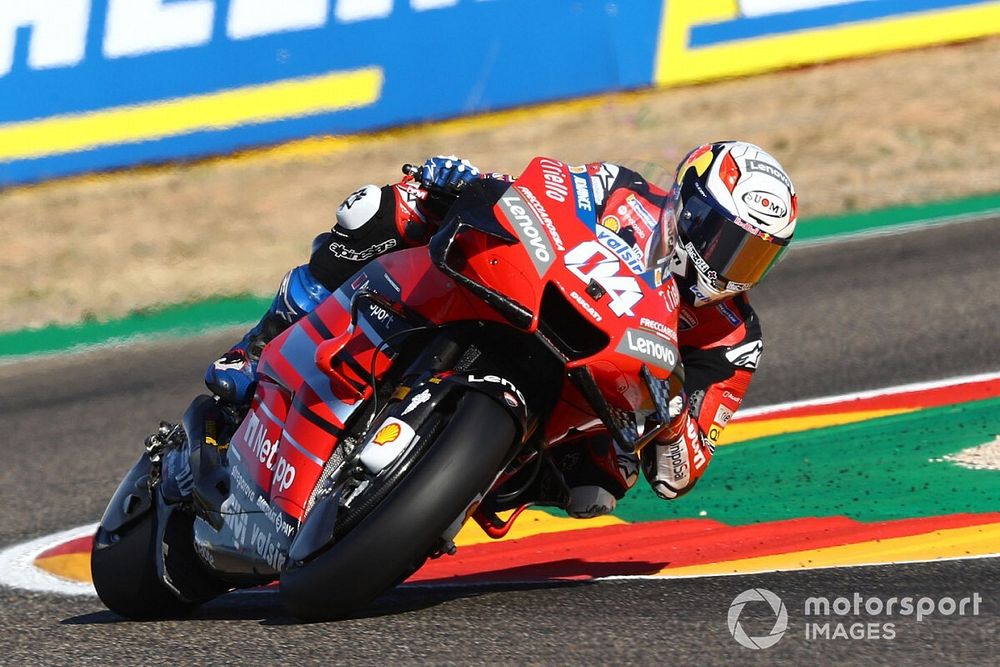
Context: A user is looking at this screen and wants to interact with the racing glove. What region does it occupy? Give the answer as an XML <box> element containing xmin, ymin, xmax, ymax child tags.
<box><xmin>420</xmin><ymin>155</ymin><xmax>480</xmax><ymax>193</ymax></box>
<box><xmin>640</xmin><ymin>402</ymin><xmax>713</xmax><ymax>500</ymax></box>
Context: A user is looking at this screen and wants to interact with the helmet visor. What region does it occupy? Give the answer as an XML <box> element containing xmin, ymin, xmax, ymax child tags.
<box><xmin>679</xmin><ymin>194</ymin><xmax>790</xmax><ymax>289</ymax></box>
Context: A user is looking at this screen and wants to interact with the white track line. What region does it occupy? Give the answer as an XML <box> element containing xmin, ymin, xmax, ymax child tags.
<box><xmin>0</xmin><ymin>524</ymin><xmax>98</xmax><ymax>597</ymax></box>
<box><xmin>737</xmin><ymin>369</ymin><xmax>1000</xmax><ymax>419</ymax></box>
<box><xmin>3</xmin><ymin>369</ymin><xmax>999</xmax><ymax>599</ymax></box>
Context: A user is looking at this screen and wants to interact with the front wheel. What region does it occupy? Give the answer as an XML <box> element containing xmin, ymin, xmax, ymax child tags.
<box><xmin>280</xmin><ymin>391</ymin><xmax>517</xmax><ymax>620</ymax></box>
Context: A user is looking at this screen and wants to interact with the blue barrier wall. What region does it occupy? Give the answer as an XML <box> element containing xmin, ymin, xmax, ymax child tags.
<box><xmin>0</xmin><ymin>0</ymin><xmax>663</xmax><ymax>185</ymax></box>
<box><xmin>2</xmin><ymin>0</ymin><xmax>998</xmax><ymax>187</ymax></box>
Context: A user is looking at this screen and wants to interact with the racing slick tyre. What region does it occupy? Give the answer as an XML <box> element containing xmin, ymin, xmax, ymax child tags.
<box><xmin>280</xmin><ymin>391</ymin><xmax>518</xmax><ymax>620</ymax></box>
<box><xmin>91</xmin><ymin>511</ymin><xmax>195</xmax><ymax>619</ymax></box>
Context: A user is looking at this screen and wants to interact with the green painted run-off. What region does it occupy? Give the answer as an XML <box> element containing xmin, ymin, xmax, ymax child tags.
<box><xmin>795</xmin><ymin>191</ymin><xmax>1000</xmax><ymax>243</ymax></box>
<box><xmin>612</xmin><ymin>396</ymin><xmax>1000</xmax><ymax>525</ymax></box>
<box><xmin>3</xmin><ymin>191</ymin><xmax>998</xmax><ymax>360</ymax></box>
<box><xmin>0</xmin><ymin>296</ymin><xmax>270</xmax><ymax>360</ymax></box>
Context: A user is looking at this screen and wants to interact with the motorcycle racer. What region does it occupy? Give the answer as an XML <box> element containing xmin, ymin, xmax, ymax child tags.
<box><xmin>202</xmin><ymin>144</ymin><xmax>797</xmax><ymax>517</ymax></box>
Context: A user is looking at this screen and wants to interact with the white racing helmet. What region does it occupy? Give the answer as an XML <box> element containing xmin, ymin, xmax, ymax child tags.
<box><xmin>666</xmin><ymin>141</ymin><xmax>797</xmax><ymax>306</ymax></box>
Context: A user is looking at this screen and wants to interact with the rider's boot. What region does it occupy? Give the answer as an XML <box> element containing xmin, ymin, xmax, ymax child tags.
<box><xmin>204</xmin><ymin>264</ymin><xmax>331</xmax><ymax>404</ymax></box>
<box><xmin>495</xmin><ymin>436</ymin><xmax>638</xmax><ymax>519</ymax></box>
<box><xmin>562</xmin><ymin>436</ymin><xmax>639</xmax><ymax>519</ymax></box>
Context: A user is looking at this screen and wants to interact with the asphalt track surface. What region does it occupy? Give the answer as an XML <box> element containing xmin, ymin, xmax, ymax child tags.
<box><xmin>1</xmin><ymin>216</ymin><xmax>999</xmax><ymax>665</ymax></box>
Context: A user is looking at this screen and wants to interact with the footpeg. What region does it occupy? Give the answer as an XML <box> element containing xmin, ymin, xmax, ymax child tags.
<box><xmin>145</xmin><ymin>421</ymin><xmax>185</xmax><ymax>488</ymax></box>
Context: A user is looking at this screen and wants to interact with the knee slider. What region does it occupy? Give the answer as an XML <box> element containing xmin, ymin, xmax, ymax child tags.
<box><xmin>566</xmin><ymin>485</ymin><xmax>618</xmax><ymax>519</ymax></box>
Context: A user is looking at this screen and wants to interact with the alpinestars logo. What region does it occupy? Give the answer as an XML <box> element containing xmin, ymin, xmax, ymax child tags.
<box><xmin>728</xmin><ymin>588</ymin><xmax>788</xmax><ymax>649</ymax></box>
<box><xmin>590</xmin><ymin>162</ymin><xmax>619</xmax><ymax>206</ymax></box>
<box><xmin>725</xmin><ymin>340</ymin><xmax>763</xmax><ymax>369</ymax></box>
<box><xmin>328</xmin><ymin>238</ymin><xmax>397</xmax><ymax>262</ymax></box>
<box><xmin>340</xmin><ymin>187</ymin><xmax>369</xmax><ymax>209</ymax></box>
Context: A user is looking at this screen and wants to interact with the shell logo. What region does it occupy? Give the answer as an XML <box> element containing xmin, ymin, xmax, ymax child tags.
<box><xmin>373</xmin><ymin>422</ymin><xmax>402</xmax><ymax>446</ymax></box>
<box><xmin>600</xmin><ymin>215</ymin><xmax>621</xmax><ymax>233</ymax></box>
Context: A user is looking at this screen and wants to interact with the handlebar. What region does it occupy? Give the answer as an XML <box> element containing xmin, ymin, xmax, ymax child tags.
<box><xmin>400</xmin><ymin>162</ymin><xmax>460</xmax><ymax>220</ymax></box>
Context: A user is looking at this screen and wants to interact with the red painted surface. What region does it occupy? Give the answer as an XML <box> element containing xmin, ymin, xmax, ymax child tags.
<box><xmin>36</xmin><ymin>513</ymin><xmax>1000</xmax><ymax>585</ymax></box>
<box><xmin>408</xmin><ymin>512</ymin><xmax>1000</xmax><ymax>584</ymax></box>
<box><xmin>37</xmin><ymin>376</ymin><xmax>1000</xmax><ymax>585</ymax></box>
<box><xmin>35</xmin><ymin>535</ymin><xmax>92</xmax><ymax>561</ymax></box>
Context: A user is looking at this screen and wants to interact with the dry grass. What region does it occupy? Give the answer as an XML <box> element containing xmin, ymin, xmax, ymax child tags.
<box><xmin>2</xmin><ymin>37</ymin><xmax>998</xmax><ymax>332</ymax></box>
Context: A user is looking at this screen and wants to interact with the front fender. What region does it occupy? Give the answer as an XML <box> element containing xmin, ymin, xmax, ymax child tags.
<box><xmin>442</xmin><ymin>373</ymin><xmax>529</xmax><ymax>436</ymax></box>
<box><xmin>94</xmin><ymin>458</ymin><xmax>216</xmax><ymax>604</ymax></box>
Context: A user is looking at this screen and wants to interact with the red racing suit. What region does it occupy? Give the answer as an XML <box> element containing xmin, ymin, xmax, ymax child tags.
<box><xmin>306</xmin><ymin>164</ymin><xmax>762</xmax><ymax>500</ymax></box>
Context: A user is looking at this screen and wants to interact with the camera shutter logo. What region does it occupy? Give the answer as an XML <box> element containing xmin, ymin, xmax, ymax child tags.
<box><xmin>727</xmin><ymin>588</ymin><xmax>788</xmax><ymax>649</ymax></box>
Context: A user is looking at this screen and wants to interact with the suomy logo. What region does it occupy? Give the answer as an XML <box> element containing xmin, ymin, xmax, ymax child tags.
<box><xmin>742</xmin><ymin>191</ymin><xmax>787</xmax><ymax>218</ymax></box>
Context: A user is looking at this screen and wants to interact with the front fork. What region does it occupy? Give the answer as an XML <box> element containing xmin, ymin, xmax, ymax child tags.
<box><xmin>303</xmin><ymin>326</ymin><xmax>543</xmax><ymax>562</ymax></box>
<box><xmin>430</xmin><ymin>412</ymin><xmax>550</xmax><ymax>556</ymax></box>
<box><xmin>433</xmin><ymin>443</ymin><xmax>550</xmax><ymax>555</ymax></box>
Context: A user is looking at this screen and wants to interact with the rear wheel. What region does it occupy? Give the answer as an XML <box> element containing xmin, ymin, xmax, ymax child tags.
<box><xmin>92</xmin><ymin>508</ymin><xmax>231</xmax><ymax>619</ymax></box>
<box><xmin>280</xmin><ymin>391</ymin><xmax>517</xmax><ymax>620</ymax></box>
<box><xmin>91</xmin><ymin>511</ymin><xmax>195</xmax><ymax>619</ymax></box>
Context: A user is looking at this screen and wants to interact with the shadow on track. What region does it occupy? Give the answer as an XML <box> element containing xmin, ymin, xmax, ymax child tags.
<box><xmin>59</xmin><ymin>580</ymin><xmax>584</xmax><ymax>625</ymax></box>
<box><xmin>60</xmin><ymin>558</ymin><xmax>666</xmax><ymax>625</ymax></box>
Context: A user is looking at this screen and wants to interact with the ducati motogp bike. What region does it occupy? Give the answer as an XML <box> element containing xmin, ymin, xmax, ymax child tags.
<box><xmin>92</xmin><ymin>157</ymin><xmax>684</xmax><ymax>620</ymax></box>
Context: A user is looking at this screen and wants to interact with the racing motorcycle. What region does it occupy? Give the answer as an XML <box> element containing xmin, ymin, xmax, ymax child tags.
<box><xmin>92</xmin><ymin>157</ymin><xmax>685</xmax><ymax>621</ymax></box>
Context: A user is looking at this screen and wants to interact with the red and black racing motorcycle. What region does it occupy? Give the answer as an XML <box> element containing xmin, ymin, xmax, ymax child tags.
<box><xmin>92</xmin><ymin>157</ymin><xmax>684</xmax><ymax>620</ymax></box>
